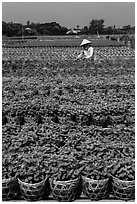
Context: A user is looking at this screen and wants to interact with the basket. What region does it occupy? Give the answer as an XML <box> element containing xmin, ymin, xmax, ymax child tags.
<box><xmin>82</xmin><ymin>176</ymin><xmax>109</xmax><ymax>201</ymax></box>
<box><xmin>18</xmin><ymin>177</ymin><xmax>50</xmax><ymax>201</ymax></box>
<box><xmin>111</xmin><ymin>176</ymin><xmax>135</xmax><ymax>201</ymax></box>
<box><xmin>2</xmin><ymin>177</ymin><xmax>20</xmax><ymax>201</ymax></box>
<box><xmin>50</xmin><ymin>177</ymin><xmax>82</xmax><ymax>201</ymax></box>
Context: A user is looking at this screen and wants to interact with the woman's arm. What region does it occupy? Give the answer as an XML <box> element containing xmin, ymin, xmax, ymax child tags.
<box><xmin>76</xmin><ymin>51</ymin><xmax>84</xmax><ymax>59</ymax></box>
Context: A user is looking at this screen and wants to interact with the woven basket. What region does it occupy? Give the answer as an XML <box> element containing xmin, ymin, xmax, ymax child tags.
<box><xmin>18</xmin><ymin>177</ymin><xmax>50</xmax><ymax>201</ymax></box>
<box><xmin>50</xmin><ymin>177</ymin><xmax>82</xmax><ymax>201</ymax></box>
<box><xmin>111</xmin><ymin>176</ymin><xmax>135</xmax><ymax>201</ymax></box>
<box><xmin>2</xmin><ymin>177</ymin><xmax>20</xmax><ymax>201</ymax></box>
<box><xmin>82</xmin><ymin>176</ymin><xmax>109</xmax><ymax>201</ymax></box>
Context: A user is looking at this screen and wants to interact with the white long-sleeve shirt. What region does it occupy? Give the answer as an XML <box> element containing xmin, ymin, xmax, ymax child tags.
<box><xmin>77</xmin><ymin>47</ymin><xmax>94</xmax><ymax>59</ymax></box>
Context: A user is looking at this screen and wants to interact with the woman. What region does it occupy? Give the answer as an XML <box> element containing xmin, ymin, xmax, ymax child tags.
<box><xmin>77</xmin><ymin>39</ymin><xmax>94</xmax><ymax>61</ymax></box>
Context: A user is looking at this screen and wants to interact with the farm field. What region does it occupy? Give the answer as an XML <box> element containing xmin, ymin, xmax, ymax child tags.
<box><xmin>2</xmin><ymin>34</ymin><xmax>135</xmax><ymax>48</ymax></box>
<box><xmin>3</xmin><ymin>35</ymin><xmax>124</xmax><ymax>48</ymax></box>
<box><xmin>2</xmin><ymin>42</ymin><xmax>135</xmax><ymax>201</ymax></box>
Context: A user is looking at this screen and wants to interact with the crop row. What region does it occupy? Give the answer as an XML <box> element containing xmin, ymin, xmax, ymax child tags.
<box><xmin>3</xmin><ymin>73</ymin><xmax>135</xmax><ymax>182</ymax></box>
<box><xmin>2</xmin><ymin>46</ymin><xmax>135</xmax><ymax>201</ymax></box>
<box><xmin>2</xmin><ymin>47</ymin><xmax>135</xmax><ymax>80</ymax></box>
<box><xmin>2</xmin><ymin>46</ymin><xmax>135</xmax><ymax>61</ymax></box>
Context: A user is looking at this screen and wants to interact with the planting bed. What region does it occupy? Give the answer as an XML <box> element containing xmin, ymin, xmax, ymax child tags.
<box><xmin>2</xmin><ymin>44</ymin><xmax>135</xmax><ymax>201</ymax></box>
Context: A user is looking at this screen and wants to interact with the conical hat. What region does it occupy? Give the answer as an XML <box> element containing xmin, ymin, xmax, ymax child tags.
<box><xmin>80</xmin><ymin>39</ymin><xmax>92</xmax><ymax>46</ymax></box>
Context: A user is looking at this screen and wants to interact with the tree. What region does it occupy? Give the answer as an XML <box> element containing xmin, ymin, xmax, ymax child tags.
<box><xmin>81</xmin><ymin>26</ymin><xmax>89</xmax><ymax>34</ymax></box>
<box><xmin>89</xmin><ymin>19</ymin><xmax>105</xmax><ymax>35</ymax></box>
<box><xmin>26</xmin><ymin>20</ymin><xmax>30</xmax><ymax>26</ymax></box>
<box><xmin>104</xmin><ymin>26</ymin><xmax>113</xmax><ymax>35</ymax></box>
<box><xmin>2</xmin><ymin>22</ymin><xmax>22</xmax><ymax>37</ymax></box>
<box><xmin>2</xmin><ymin>21</ymin><xmax>7</xmax><ymax>35</ymax></box>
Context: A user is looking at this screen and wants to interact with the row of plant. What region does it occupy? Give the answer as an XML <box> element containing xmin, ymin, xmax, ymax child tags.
<box><xmin>2</xmin><ymin>70</ymin><xmax>134</xmax><ymax>130</ymax></box>
<box><xmin>2</xmin><ymin>46</ymin><xmax>135</xmax><ymax>61</ymax></box>
<box><xmin>2</xmin><ymin>45</ymin><xmax>135</xmax><ymax>201</ymax></box>
<box><xmin>2</xmin><ymin>126</ymin><xmax>135</xmax><ymax>181</ymax></box>
<box><xmin>2</xmin><ymin>46</ymin><xmax>135</xmax><ymax>79</ymax></box>
<box><xmin>2</xmin><ymin>158</ymin><xmax>135</xmax><ymax>201</ymax></box>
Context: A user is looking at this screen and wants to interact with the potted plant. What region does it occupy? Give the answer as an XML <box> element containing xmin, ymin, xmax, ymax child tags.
<box><xmin>81</xmin><ymin>159</ymin><xmax>110</xmax><ymax>201</ymax></box>
<box><xmin>110</xmin><ymin>159</ymin><xmax>135</xmax><ymax>201</ymax></box>
<box><xmin>50</xmin><ymin>155</ymin><xmax>83</xmax><ymax>201</ymax></box>
<box><xmin>18</xmin><ymin>157</ymin><xmax>50</xmax><ymax>201</ymax></box>
<box><xmin>2</xmin><ymin>155</ymin><xmax>20</xmax><ymax>201</ymax></box>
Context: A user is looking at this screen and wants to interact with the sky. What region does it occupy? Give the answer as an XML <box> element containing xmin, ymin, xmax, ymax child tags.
<box><xmin>2</xmin><ymin>1</ymin><xmax>135</xmax><ymax>29</ymax></box>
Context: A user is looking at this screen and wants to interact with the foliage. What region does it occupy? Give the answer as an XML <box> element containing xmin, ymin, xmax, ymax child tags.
<box><xmin>2</xmin><ymin>45</ymin><xmax>135</xmax><ymax>186</ymax></box>
<box><xmin>2</xmin><ymin>21</ymin><xmax>68</xmax><ymax>37</ymax></box>
<box><xmin>89</xmin><ymin>19</ymin><xmax>105</xmax><ymax>35</ymax></box>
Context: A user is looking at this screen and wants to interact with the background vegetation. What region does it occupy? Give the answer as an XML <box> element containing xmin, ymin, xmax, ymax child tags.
<box><xmin>2</xmin><ymin>19</ymin><xmax>135</xmax><ymax>37</ymax></box>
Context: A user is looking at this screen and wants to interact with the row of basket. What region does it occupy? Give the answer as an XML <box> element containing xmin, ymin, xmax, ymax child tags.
<box><xmin>2</xmin><ymin>175</ymin><xmax>135</xmax><ymax>201</ymax></box>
